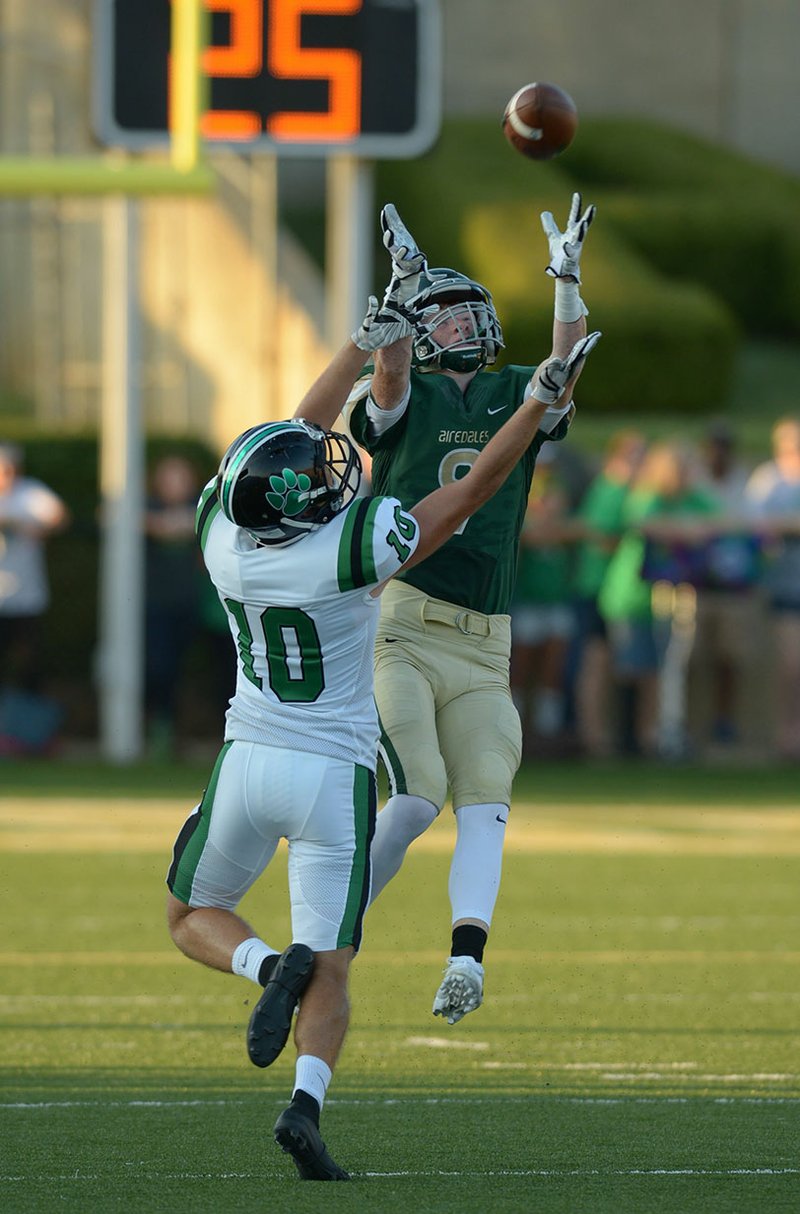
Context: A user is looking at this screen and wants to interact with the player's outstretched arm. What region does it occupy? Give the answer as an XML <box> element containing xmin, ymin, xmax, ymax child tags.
<box><xmin>402</xmin><ymin>332</ymin><xmax>602</xmax><ymax>568</ymax></box>
<box><xmin>380</xmin><ymin>203</ymin><xmax>427</xmax><ymax>300</ymax></box>
<box><xmin>293</xmin><ymin>289</ymin><xmax>416</xmax><ymax>429</ymax></box>
<box><xmin>370</xmin><ymin>203</ymin><xmax>427</xmax><ymax>410</ymax></box>
<box><xmin>540</xmin><ymin>191</ymin><xmax>595</xmax><ymax>358</ymax></box>
<box><xmin>371</xmin><ymin>331</ymin><xmax>413</xmax><ymax>410</ymax></box>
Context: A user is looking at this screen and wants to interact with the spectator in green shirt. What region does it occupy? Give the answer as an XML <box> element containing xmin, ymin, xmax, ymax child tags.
<box><xmin>570</xmin><ymin>429</ymin><xmax>646</xmax><ymax>757</ymax></box>
<box><xmin>510</xmin><ymin>445</ymin><xmax>577</xmax><ymax>756</ymax></box>
<box><xmin>598</xmin><ymin>441</ymin><xmax>720</xmax><ymax>757</ymax></box>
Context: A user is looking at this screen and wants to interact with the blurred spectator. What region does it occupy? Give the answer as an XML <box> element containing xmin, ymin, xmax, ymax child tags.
<box><xmin>0</xmin><ymin>442</ymin><xmax>69</xmax><ymax>754</ymax></box>
<box><xmin>570</xmin><ymin>429</ymin><xmax>646</xmax><ymax>757</ymax></box>
<box><xmin>695</xmin><ymin>418</ymin><xmax>752</xmax><ymax>509</ymax></box>
<box><xmin>598</xmin><ymin>441</ymin><xmax>720</xmax><ymax>757</ymax></box>
<box><xmin>510</xmin><ymin>446</ymin><xmax>577</xmax><ymax>756</ymax></box>
<box><xmin>143</xmin><ymin>454</ymin><xmax>204</xmax><ymax>757</ymax></box>
<box><xmin>744</xmin><ymin>417</ymin><xmax>800</xmax><ymax>760</ymax></box>
<box><xmin>198</xmin><ymin>573</ymin><xmax>236</xmax><ymax>726</ymax></box>
<box><xmin>690</xmin><ymin>420</ymin><xmax>761</xmax><ymax>748</ymax></box>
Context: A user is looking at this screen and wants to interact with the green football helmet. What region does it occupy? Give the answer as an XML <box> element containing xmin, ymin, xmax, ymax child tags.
<box><xmin>408</xmin><ymin>268</ymin><xmax>504</xmax><ymax>372</ymax></box>
<box><xmin>216</xmin><ymin>418</ymin><xmax>361</xmax><ymax>546</ymax></box>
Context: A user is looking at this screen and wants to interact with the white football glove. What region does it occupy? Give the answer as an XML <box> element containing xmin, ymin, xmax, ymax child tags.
<box><xmin>540</xmin><ymin>191</ymin><xmax>596</xmax><ymax>283</ymax></box>
<box><xmin>381</xmin><ymin>203</ymin><xmax>427</xmax><ymax>302</ymax></box>
<box><xmin>531</xmin><ymin>331</ymin><xmax>602</xmax><ymax>405</ymax></box>
<box><xmin>351</xmin><ymin>288</ymin><xmax>416</xmax><ymax>352</ymax></box>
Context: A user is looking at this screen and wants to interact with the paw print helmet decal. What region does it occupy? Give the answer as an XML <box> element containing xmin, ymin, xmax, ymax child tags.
<box><xmin>217</xmin><ymin>419</ymin><xmax>362</xmax><ymax>546</ymax></box>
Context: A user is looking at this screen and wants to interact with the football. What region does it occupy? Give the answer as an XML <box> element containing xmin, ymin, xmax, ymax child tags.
<box><xmin>502</xmin><ymin>82</ymin><xmax>578</xmax><ymax>160</ymax></box>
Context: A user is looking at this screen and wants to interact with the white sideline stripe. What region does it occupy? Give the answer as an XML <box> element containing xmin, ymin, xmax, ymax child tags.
<box><xmin>2</xmin><ymin>1099</ymin><xmax>240</xmax><ymax>1109</ymax></box>
<box><xmin>2</xmin><ymin>1168</ymin><xmax>799</xmax><ymax>1182</ymax></box>
<box><xmin>2</xmin><ymin>798</ymin><xmax>799</xmax><ymax>855</ymax></box>
<box><xmin>562</xmin><ymin>1062</ymin><xmax>699</xmax><ymax>1070</ymax></box>
<box><xmin>405</xmin><ymin>1036</ymin><xmax>490</xmax><ymax>1051</ymax></box>
<box><xmin>611</xmin><ymin>1074</ymin><xmax>798</xmax><ymax>1082</ymax></box>
<box><xmin>1</xmin><ymin>1172</ymin><xmax>259</xmax><ymax>1182</ymax></box>
<box><xmin>3</xmin><ymin>1095</ymin><xmax>799</xmax><ymax>1111</ymax></box>
<box><xmin>0</xmin><ymin>994</ymin><xmax>223</xmax><ymax>1006</ymax></box>
<box><xmin>363</xmin><ymin>1168</ymin><xmax>799</xmax><ymax>1178</ymax></box>
<box><xmin>3</xmin><ymin>948</ymin><xmax>800</xmax><ymax>966</ymax></box>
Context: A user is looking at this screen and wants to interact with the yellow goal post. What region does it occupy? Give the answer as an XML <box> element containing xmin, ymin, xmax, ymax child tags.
<box><xmin>0</xmin><ymin>0</ymin><xmax>213</xmax><ymax>196</ymax></box>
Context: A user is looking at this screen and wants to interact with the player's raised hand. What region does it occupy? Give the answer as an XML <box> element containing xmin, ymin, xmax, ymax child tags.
<box><xmin>531</xmin><ymin>331</ymin><xmax>602</xmax><ymax>405</ymax></box>
<box><xmin>351</xmin><ymin>287</ymin><xmax>416</xmax><ymax>352</ymax></box>
<box><xmin>540</xmin><ymin>191</ymin><xmax>596</xmax><ymax>282</ymax></box>
<box><xmin>381</xmin><ymin>203</ymin><xmax>427</xmax><ymax>302</ymax></box>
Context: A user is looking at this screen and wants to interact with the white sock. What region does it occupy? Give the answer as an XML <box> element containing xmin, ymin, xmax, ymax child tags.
<box><xmin>448</xmin><ymin>804</ymin><xmax>508</xmax><ymax>925</ymax></box>
<box><xmin>231</xmin><ymin>937</ymin><xmax>278</xmax><ymax>986</ymax></box>
<box><xmin>369</xmin><ymin>793</ymin><xmax>439</xmax><ymax>904</ymax></box>
<box><xmin>294</xmin><ymin>1054</ymin><xmax>333</xmax><ymax>1109</ymax></box>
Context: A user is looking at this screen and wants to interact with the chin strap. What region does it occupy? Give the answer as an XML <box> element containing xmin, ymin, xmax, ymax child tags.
<box><xmin>439</xmin><ymin>348</ymin><xmax>489</xmax><ymax>373</ymax></box>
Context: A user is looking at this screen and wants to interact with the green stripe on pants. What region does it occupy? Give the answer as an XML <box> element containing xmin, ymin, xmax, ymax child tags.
<box><xmin>336</xmin><ymin>764</ymin><xmax>376</xmax><ymax>950</ymax></box>
<box><xmin>169</xmin><ymin>742</ymin><xmax>232</xmax><ymax>904</ymax></box>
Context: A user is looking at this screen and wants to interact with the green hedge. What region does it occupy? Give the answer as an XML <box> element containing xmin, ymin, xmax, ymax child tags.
<box><xmin>374</xmin><ymin>115</ymin><xmax>800</xmax><ymax>414</ymax></box>
<box><xmin>593</xmin><ymin>194</ymin><xmax>798</xmax><ymax>338</ymax></box>
<box><xmin>564</xmin><ymin>116</ymin><xmax>800</xmax><ymax>199</ymax></box>
<box><xmin>562</xmin><ymin>120</ymin><xmax>800</xmax><ymax>337</ymax></box>
<box><xmin>463</xmin><ymin>200</ymin><xmax>739</xmax><ymax>413</ymax></box>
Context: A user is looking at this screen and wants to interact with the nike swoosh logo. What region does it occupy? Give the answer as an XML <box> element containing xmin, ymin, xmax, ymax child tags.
<box><xmin>384</xmin><ymin>638</ymin><xmax>398</xmax><ymax>643</ymax></box>
<box><xmin>496</xmin><ymin>815</ymin><xmax>508</xmax><ymax>824</ymax></box>
<box><xmin>487</xmin><ymin>404</ymin><xmax>510</xmax><ymax>416</ymax></box>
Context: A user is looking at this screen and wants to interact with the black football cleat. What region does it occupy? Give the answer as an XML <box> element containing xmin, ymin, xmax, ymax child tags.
<box><xmin>246</xmin><ymin>943</ymin><xmax>315</xmax><ymax>1068</ymax></box>
<box><xmin>273</xmin><ymin>1104</ymin><xmax>350</xmax><ymax>1181</ymax></box>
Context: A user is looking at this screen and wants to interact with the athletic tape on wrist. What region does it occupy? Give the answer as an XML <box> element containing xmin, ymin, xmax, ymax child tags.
<box><xmin>554</xmin><ymin>280</ymin><xmax>588</xmax><ymax>322</ymax></box>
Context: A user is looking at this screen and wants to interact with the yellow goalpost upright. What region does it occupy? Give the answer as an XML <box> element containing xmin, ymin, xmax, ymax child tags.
<box><xmin>0</xmin><ymin>0</ymin><xmax>214</xmax><ymax>197</ymax></box>
<box><xmin>0</xmin><ymin>2</ymin><xmax>215</xmax><ymax>761</ymax></box>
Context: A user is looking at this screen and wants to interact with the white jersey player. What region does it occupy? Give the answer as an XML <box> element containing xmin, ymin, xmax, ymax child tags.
<box><xmin>165</xmin><ymin>241</ymin><xmax>601</xmax><ymax>1183</ymax></box>
<box><xmin>198</xmin><ymin>454</ymin><xmax>418</xmax><ymax>769</ymax></box>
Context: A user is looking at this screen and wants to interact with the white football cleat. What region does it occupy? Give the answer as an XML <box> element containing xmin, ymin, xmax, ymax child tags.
<box><xmin>432</xmin><ymin>955</ymin><xmax>484</xmax><ymax>1025</ymax></box>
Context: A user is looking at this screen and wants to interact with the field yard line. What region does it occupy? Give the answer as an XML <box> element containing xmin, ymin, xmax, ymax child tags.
<box><xmin>588</xmin><ymin>1073</ymin><xmax>800</xmax><ymax>1082</ymax></box>
<box><xmin>1</xmin><ymin>1100</ymin><xmax>239</xmax><ymax>1109</ymax></box>
<box><xmin>2</xmin><ymin>948</ymin><xmax>800</xmax><ymax>966</ymax></box>
<box><xmin>2</xmin><ymin>1167</ymin><xmax>799</xmax><ymax>1181</ymax></box>
<box><xmin>1</xmin><ymin>799</ymin><xmax>799</xmax><ymax>855</ymax></box>
<box><xmin>360</xmin><ymin>1168</ymin><xmax>800</xmax><ymax>1178</ymax></box>
<box><xmin>405</xmin><ymin>1036</ymin><xmax>490</xmax><ymax>1051</ymax></box>
<box><xmin>3</xmin><ymin>1095</ymin><xmax>799</xmax><ymax>1110</ymax></box>
<box><xmin>0</xmin><ymin>993</ymin><xmax>225</xmax><ymax>1005</ymax></box>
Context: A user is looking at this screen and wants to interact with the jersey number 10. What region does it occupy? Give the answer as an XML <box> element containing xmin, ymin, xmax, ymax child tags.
<box><xmin>226</xmin><ymin>600</ymin><xmax>324</xmax><ymax>703</ymax></box>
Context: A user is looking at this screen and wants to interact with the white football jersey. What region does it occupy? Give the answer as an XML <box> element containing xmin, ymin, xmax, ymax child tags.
<box><xmin>196</xmin><ymin>480</ymin><xmax>420</xmax><ymax>768</ymax></box>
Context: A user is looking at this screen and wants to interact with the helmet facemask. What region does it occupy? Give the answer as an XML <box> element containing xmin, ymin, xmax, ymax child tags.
<box><xmin>217</xmin><ymin>419</ymin><xmax>361</xmax><ymax>546</ymax></box>
<box><xmin>319</xmin><ymin>429</ymin><xmax>362</xmax><ymax>523</ymax></box>
<box><xmin>409</xmin><ymin>269</ymin><xmax>504</xmax><ymax>372</ymax></box>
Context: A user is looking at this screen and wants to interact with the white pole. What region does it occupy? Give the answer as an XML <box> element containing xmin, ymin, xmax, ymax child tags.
<box><xmin>325</xmin><ymin>155</ymin><xmax>374</xmax><ymax>347</ymax></box>
<box><xmin>98</xmin><ymin>195</ymin><xmax>144</xmax><ymax>762</ymax></box>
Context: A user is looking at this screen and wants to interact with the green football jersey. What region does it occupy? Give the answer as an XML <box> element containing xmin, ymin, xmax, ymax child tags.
<box><xmin>348</xmin><ymin>365</ymin><xmax>571</xmax><ymax>614</ymax></box>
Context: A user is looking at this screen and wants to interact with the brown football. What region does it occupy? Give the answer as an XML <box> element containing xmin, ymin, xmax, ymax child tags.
<box><xmin>502</xmin><ymin>82</ymin><xmax>578</xmax><ymax>160</ymax></box>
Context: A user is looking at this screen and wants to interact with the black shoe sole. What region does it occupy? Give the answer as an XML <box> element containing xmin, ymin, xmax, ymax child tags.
<box><xmin>247</xmin><ymin>943</ymin><xmax>314</xmax><ymax>1068</ymax></box>
<box><xmin>274</xmin><ymin>1109</ymin><xmax>349</xmax><ymax>1181</ymax></box>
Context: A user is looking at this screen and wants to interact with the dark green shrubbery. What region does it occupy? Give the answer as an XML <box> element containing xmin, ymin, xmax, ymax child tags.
<box><xmin>375</xmin><ymin>115</ymin><xmax>800</xmax><ymax>414</ymax></box>
<box><xmin>462</xmin><ymin>198</ymin><xmax>739</xmax><ymax>413</ymax></box>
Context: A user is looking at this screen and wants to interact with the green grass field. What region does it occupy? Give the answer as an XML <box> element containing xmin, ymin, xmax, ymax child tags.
<box><xmin>2</xmin><ymin>760</ymin><xmax>799</xmax><ymax>1213</ymax></box>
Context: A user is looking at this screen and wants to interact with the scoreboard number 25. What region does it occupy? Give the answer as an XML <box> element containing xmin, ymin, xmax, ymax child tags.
<box><xmin>194</xmin><ymin>0</ymin><xmax>362</xmax><ymax>142</ymax></box>
<box><xmin>95</xmin><ymin>0</ymin><xmax>442</xmax><ymax>158</ymax></box>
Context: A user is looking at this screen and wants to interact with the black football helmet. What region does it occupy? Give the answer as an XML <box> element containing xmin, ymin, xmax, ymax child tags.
<box><xmin>216</xmin><ymin>418</ymin><xmax>361</xmax><ymax>546</ymax></box>
<box><xmin>408</xmin><ymin>267</ymin><xmax>504</xmax><ymax>372</ymax></box>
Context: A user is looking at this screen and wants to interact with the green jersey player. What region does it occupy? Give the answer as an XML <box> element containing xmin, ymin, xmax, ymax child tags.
<box><xmin>346</xmin><ymin>196</ymin><xmax>597</xmax><ymax>1027</ymax></box>
<box><xmin>166</xmin><ymin>272</ymin><xmax>600</xmax><ymax>1180</ymax></box>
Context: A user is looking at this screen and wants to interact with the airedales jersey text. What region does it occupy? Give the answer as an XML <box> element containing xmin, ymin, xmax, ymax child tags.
<box><xmin>348</xmin><ymin>365</ymin><xmax>571</xmax><ymax>614</ymax></box>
